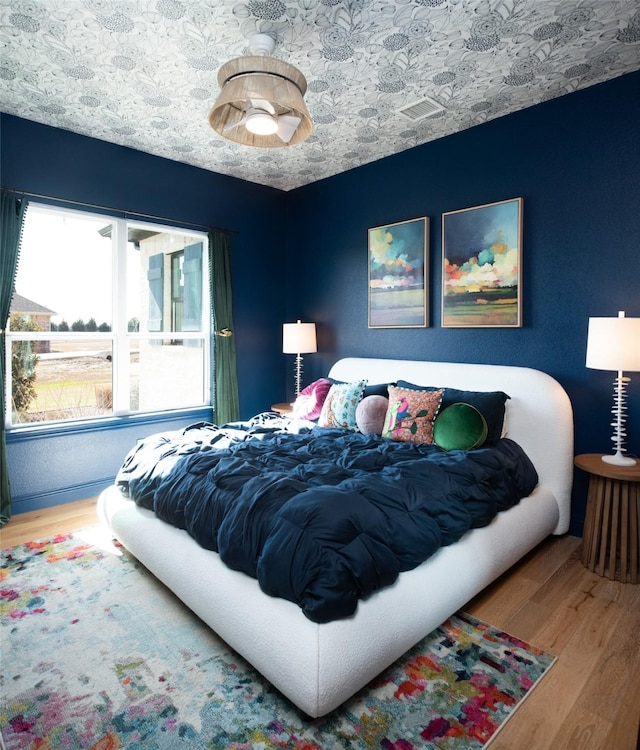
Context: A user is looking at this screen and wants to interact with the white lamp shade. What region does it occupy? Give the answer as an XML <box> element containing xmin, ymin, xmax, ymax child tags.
<box><xmin>283</xmin><ymin>320</ymin><xmax>317</xmax><ymax>354</ymax></box>
<box><xmin>586</xmin><ymin>312</ymin><xmax>640</xmax><ymax>371</ymax></box>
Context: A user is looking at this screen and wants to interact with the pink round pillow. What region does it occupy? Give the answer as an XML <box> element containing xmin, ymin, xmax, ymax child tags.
<box><xmin>355</xmin><ymin>395</ymin><xmax>389</xmax><ymax>435</ymax></box>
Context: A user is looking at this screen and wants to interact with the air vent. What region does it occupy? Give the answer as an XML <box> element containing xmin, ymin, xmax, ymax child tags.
<box><xmin>397</xmin><ymin>96</ymin><xmax>445</xmax><ymax>122</ymax></box>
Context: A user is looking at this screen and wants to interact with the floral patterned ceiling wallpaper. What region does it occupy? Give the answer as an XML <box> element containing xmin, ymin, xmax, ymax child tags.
<box><xmin>1</xmin><ymin>0</ymin><xmax>639</xmax><ymax>191</ymax></box>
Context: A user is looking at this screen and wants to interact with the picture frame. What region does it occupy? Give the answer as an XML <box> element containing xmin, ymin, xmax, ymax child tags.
<box><xmin>368</xmin><ymin>217</ymin><xmax>429</xmax><ymax>329</ymax></box>
<box><xmin>441</xmin><ymin>198</ymin><xmax>523</xmax><ymax>328</ymax></box>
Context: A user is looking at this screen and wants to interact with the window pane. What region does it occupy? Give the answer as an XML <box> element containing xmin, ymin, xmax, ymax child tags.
<box><xmin>135</xmin><ymin>339</ymin><xmax>204</xmax><ymax>412</ymax></box>
<box><xmin>15</xmin><ymin>208</ymin><xmax>113</xmax><ymax>330</ymax></box>
<box><xmin>11</xmin><ymin>339</ymin><xmax>113</xmax><ymax>425</ymax></box>
<box><xmin>129</xmin><ymin>339</ymin><xmax>139</xmax><ymax>412</ymax></box>
<box><xmin>136</xmin><ymin>232</ymin><xmax>204</xmax><ymax>335</ymax></box>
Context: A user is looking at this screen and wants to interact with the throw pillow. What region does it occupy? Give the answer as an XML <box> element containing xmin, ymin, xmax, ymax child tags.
<box><xmin>291</xmin><ymin>378</ymin><xmax>332</xmax><ymax>421</ymax></box>
<box><xmin>330</xmin><ymin>379</ymin><xmax>390</xmax><ymax>398</ymax></box>
<box><xmin>433</xmin><ymin>402</ymin><xmax>488</xmax><ymax>451</ymax></box>
<box><xmin>355</xmin><ymin>395</ymin><xmax>389</xmax><ymax>435</ymax></box>
<box><xmin>318</xmin><ymin>380</ymin><xmax>367</xmax><ymax>431</ymax></box>
<box><xmin>382</xmin><ymin>385</ymin><xmax>443</xmax><ymax>444</ymax></box>
<box><xmin>396</xmin><ymin>380</ymin><xmax>509</xmax><ymax>445</ymax></box>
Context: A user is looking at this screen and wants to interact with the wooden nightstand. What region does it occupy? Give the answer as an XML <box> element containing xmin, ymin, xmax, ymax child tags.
<box><xmin>575</xmin><ymin>454</ymin><xmax>640</xmax><ymax>584</ymax></box>
<box><xmin>271</xmin><ymin>402</ymin><xmax>293</xmax><ymax>416</ymax></box>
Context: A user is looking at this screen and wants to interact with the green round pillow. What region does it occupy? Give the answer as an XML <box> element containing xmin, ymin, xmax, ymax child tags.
<box><xmin>433</xmin><ymin>402</ymin><xmax>488</xmax><ymax>451</ymax></box>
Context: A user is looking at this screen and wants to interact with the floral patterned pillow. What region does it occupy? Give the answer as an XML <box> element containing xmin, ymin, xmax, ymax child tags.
<box><xmin>382</xmin><ymin>385</ymin><xmax>444</xmax><ymax>443</ymax></box>
<box><xmin>318</xmin><ymin>380</ymin><xmax>367</xmax><ymax>431</ymax></box>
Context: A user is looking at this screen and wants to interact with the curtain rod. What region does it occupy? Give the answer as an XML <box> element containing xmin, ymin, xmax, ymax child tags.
<box><xmin>1</xmin><ymin>186</ymin><xmax>238</xmax><ymax>235</ymax></box>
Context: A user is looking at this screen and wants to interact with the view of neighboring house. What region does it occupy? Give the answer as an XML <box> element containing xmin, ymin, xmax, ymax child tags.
<box><xmin>9</xmin><ymin>292</ymin><xmax>56</xmax><ymax>353</ymax></box>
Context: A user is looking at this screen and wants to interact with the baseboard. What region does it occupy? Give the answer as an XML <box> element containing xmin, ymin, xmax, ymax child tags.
<box><xmin>10</xmin><ymin>478</ymin><xmax>115</xmax><ymax>515</ymax></box>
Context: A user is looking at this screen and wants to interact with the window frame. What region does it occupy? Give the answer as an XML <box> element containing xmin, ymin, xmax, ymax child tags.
<box><xmin>5</xmin><ymin>202</ymin><xmax>212</xmax><ymax>432</ymax></box>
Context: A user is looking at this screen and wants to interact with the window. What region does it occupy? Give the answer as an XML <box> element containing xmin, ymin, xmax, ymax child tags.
<box><xmin>6</xmin><ymin>203</ymin><xmax>210</xmax><ymax>428</ymax></box>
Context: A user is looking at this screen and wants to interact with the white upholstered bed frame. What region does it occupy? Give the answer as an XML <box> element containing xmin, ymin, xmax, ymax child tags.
<box><xmin>98</xmin><ymin>357</ymin><xmax>574</xmax><ymax>718</ymax></box>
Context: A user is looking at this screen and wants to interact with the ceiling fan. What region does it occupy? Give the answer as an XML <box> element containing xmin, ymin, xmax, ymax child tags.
<box><xmin>209</xmin><ymin>34</ymin><xmax>313</xmax><ymax>148</ymax></box>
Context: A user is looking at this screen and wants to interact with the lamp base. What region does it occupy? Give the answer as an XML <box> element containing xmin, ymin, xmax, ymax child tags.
<box><xmin>294</xmin><ymin>353</ymin><xmax>304</xmax><ymax>398</ymax></box>
<box><xmin>602</xmin><ymin>452</ymin><xmax>637</xmax><ymax>467</ymax></box>
<box><xmin>602</xmin><ymin>372</ymin><xmax>636</xmax><ymax>467</ymax></box>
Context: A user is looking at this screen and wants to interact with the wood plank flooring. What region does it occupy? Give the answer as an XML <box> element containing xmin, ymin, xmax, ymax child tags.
<box><xmin>2</xmin><ymin>498</ymin><xmax>639</xmax><ymax>749</ymax></box>
<box><xmin>0</xmin><ymin>497</ymin><xmax>100</xmax><ymax>547</ymax></box>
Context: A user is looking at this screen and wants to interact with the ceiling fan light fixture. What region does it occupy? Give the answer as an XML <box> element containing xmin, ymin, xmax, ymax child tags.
<box><xmin>209</xmin><ymin>36</ymin><xmax>312</xmax><ymax>148</ymax></box>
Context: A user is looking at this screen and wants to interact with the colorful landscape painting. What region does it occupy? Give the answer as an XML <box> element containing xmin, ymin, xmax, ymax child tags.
<box><xmin>442</xmin><ymin>198</ymin><xmax>523</xmax><ymax>328</ymax></box>
<box><xmin>369</xmin><ymin>217</ymin><xmax>428</xmax><ymax>328</ymax></box>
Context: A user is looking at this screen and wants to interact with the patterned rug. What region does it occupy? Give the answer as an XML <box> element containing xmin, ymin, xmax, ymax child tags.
<box><xmin>1</xmin><ymin>528</ymin><xmax>555</xmax><ymax>750</ymax></box>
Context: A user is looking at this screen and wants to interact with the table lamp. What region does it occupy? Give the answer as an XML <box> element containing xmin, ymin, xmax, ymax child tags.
<box><xmin>586</xmin><ymin>310</ymin><xmax>640</xmax><ymax>466</ymax></box>
<box><xmin>283</xmin><ymin>320</ymin><xmax>317</xmax><ymax>398</ymax></box>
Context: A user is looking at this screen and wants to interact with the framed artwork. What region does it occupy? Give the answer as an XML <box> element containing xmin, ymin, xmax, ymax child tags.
<box><xmin>442</xmin><ymin>198</ymin><xmax>523</xmax><ymax>328</ymax></box>
<box><xmin>368</xmin><ymin>216</ymin><xmax>429</xmax><ymax>328</ymax></box>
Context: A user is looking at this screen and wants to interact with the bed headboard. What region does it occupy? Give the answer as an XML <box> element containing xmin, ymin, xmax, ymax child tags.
<box><xmin>328</xmin><ymin>357</ymin><xmax>574</xmax><ymax>535</ymax></box>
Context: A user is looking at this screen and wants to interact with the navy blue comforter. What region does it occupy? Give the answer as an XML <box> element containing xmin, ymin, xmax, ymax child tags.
<box><xmin>115</xmin><ymin>416</ymin><xmax>538</xmax><ymax>623</ymax></box>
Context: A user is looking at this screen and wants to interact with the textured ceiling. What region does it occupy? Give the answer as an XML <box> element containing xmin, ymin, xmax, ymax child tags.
<box><xmin>1</xmin><ymin>0</ymin><xmax>639</xmax><ymax>191</ymax></box>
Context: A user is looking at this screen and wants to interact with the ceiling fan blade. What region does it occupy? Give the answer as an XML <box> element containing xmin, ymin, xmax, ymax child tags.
<box><xmin>276</xmin><ymin>115</ymin><xmax>301</xmax><ymax>143</ymax></box>
<box><xmin>250</xmin><ymin>98</ymin><xmax>276</xmax><ymax>115</ymax></box>
<box><xmin>223</xmin><ymin>114</ymin><xmax>247</xmax><ymax>133</ymax></box>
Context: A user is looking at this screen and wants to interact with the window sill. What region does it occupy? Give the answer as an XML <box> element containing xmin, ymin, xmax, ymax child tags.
<box><xmin>6</xmin><ymin>407</ymin><xmax>214</xmax><ymax>444</ymax></box>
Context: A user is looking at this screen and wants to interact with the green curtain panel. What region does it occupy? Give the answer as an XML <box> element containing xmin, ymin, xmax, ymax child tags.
<box><xmin>209</xmin><ymin>230</ymin><xmax>239</xmax><ymax>425</ymax></box>
<box><xmin>0</xmin><ymin>192</ymin><xmax>28</xmax><ymax>525</ymax></box>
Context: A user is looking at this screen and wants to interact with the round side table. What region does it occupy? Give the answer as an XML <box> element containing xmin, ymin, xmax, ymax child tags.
<box><xmin>575</xmin><ymin>454</ymin><xmax>640</xmax><ymax>584</ymax></box>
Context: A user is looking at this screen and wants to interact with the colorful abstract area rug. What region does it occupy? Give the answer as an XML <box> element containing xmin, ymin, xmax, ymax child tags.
<box><xmin>1</xmin><ymin>529</ymin><xmax>556</xmax><ymax>750</ymax></box>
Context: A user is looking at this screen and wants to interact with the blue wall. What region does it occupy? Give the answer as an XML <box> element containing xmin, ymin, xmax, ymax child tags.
<box><xmin>2</xmin><ymin>70</ymin><xmax>639</xmax><ymax>532</ymax></box>
<box><xmin>285</xmin><ymin>71</ymin><xmax>640</xmax><ymax>535</ymax></box>
<box><xmin>1</xmin><ymin>114</ymin><xmax>287</xmax><ymax>511</ymax></box>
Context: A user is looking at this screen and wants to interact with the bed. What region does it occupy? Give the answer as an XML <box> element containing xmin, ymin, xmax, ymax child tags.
<box><xmin>98</xmin><ymin>356</ymin><xmax>573</xmax><ymax>718</ymax></box>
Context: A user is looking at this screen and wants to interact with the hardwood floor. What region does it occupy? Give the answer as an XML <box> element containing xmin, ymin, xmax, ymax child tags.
<box><xmin>2</xmin><ymin>499</ymin><xmax>639</xmax><ymax>749</ymax></box>
<box><xmin>0</xmin><ymin>497</ymin><xmax>100</xmax><ymax>548</ymax></box>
